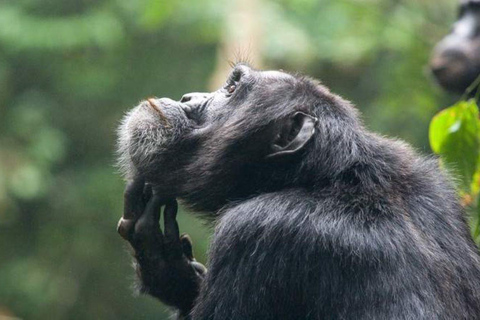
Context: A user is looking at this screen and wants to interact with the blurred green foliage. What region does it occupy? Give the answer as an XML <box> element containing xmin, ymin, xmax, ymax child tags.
<box><xmin>430</xmin><ymin>100</ymin><xmax>480</xmax><ymax>191</ymax></box>
<box><xmin>429</xmin><ymin>99</ymin><xmax>480</xmax><ymax>243</ymax></box>
<box><xmin>0</xmin><ymin>0</ymin><xmax>461</xmax><ymax>319</ymax></box>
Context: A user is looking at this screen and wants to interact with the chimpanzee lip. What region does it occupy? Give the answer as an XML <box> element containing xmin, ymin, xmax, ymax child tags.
<box><xmin>145</xmin><ymin>98</ymin><xmax>171</xmax><ymax>127</ymax></box>
<box><xmin>178</xmin><ymin>103</ymin><xmax>199</xmax><ymax>122</ymax></box>
<box><xmin>141</xmin><ymin>98</ymin><xmax>195</xmax><ymax>124</ymax></box>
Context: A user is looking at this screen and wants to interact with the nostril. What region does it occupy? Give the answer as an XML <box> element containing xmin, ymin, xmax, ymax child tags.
<box><xmin>180</xmin><ymin>95</ymin><xmax>192</xmax><ymax>103</ymax></box>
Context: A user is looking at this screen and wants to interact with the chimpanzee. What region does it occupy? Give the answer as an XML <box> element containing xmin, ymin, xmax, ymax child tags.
<box><xmin>431</xmin><ymin>0</ymin><xmax>480</xmax><ymax>93</ymax></box>
<box><xmin>117</xmin><ymin>64</ymin><xmax>480</xmax><ymax>319</ymax></box>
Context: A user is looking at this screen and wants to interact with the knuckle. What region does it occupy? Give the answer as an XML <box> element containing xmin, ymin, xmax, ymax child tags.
<box><xmin>134</xmin><ymin>222</ymin><xmax>149</xmax><ymax>236</ymax></box>
<box><xmin>191</xmin><ymin>261</ymin><xmax>207</xmax><ymax>275</ymax></box>
<box><xmin>117</xmin><ymin>218</ymin><xmax>133</xmax><ymax>240</ymax></box>
<box><xmin>134</xmin><ymin>220</ymin><xmax>156</xmax><ymax>239</ymax></box>
<box><xmin>164</xmin><ymin>241</ymin><xmax>183</xmax><ymax>259</ymax></box>
<box><xmin>180</xmin><ymin>233</ymin><xmax>193</xmax><ymax>243</ymax></box>
<box><xmin>150</xmin><ymin>194</ymin><xmax>164</xmax><ymax>206</ymax></box>
<box><xmin>163</xmin><ymin>238</ymin><xmax>179</xmax><ymax>248</ymax></box>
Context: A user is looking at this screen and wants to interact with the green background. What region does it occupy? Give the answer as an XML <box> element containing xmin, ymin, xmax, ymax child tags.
<box><xmin>0</xmin><ymin>0</ymin><xmax>461</xmax><ymax>319</ymax></box>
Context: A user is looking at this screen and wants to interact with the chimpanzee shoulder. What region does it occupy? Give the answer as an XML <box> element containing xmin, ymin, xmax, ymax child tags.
<box><xmin>191</xmin><ymin>137</ymin><xmax>480</xmax><ymax>319</ymax></box>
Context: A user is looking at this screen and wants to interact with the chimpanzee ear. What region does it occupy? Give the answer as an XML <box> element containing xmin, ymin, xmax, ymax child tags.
<box><xmin>266</xmin><ymin>112</ymin><xmax>318</xmax><ymax>159</ymax></box>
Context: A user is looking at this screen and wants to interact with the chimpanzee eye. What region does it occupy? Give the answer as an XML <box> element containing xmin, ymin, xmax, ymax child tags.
<box><xmin>227</xmin><ymin>84</ymin><xmax>236</xmax><ymax>94</ymax></box>
<box><xmin>224</xmin><ymin>68</ymin><xmax>243</xmax><ymax>95</ymax></box>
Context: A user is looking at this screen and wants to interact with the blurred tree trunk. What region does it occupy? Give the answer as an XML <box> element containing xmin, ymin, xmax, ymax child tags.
<box><xmin>209</xmin><ymin>0</ymin><xmax>264</xmax><ymax>90</ymax></box>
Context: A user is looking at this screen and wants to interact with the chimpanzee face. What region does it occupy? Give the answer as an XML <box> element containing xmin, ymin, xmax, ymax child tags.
<box><xmin>430</xmin><ymin>2</ymin><xmax>480</xmax><ymax>93</ymax></box>
<box><xmin>117</xmin><ymin>65</ymin><xmax>319</xmax><ymax>207</ymax></box>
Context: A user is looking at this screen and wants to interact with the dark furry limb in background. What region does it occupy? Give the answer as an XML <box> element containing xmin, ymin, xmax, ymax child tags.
<box><xmin>431</xmin><ymin>0</ymin><xmax>480</xmax><ymax>93</ymax></box>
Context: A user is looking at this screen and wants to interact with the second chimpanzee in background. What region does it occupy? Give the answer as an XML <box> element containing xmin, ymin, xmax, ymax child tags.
<box><xmin>431</xmin><ymin>0</ymin><xmax>480</xmax><ymax>93</ymax></box>
<box><xmin>117</xmin><ymin>65</ymin><xmax>480</xmax><ymax>319</ymax></box>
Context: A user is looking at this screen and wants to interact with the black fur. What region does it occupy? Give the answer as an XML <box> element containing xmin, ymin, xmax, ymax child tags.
<box><xmin>118</xmin><ymin>65</ymin><xmax>480</xmax><ymax>319</ymax></box>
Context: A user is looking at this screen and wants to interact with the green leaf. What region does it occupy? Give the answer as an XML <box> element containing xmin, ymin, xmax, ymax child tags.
<box><xmin>473</xmin><ymin>199</ymin><xmax>480</xmax><ymax>244</ymax></box>
<box><xmin>429</xmin><ymin>100</ymin><xmax>480</xmax><ymax>191</ymax></box>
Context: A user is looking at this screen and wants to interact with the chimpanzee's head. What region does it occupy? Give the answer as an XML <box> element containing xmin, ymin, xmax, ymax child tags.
<box><xmin>118</xmin><ymin>65</ymin><xmax>361</xmax><ymax>211</ymax></box>
<box><xmin>430</xmin><ymin>0</ymin><xmax>480</xmax><ymax>93</ymax></box>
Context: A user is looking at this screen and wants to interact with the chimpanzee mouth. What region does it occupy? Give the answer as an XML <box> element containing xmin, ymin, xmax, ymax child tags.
<box><xmin>143</xmin><ymin>98</ymin><xmax>195</xmax><ymax>123</ymax></box>
<box><xmin>116</xmin><ymin>97</ymin><xmax>192</xmax><ymax>179</ymax></box>
<box><xmin>145</xmin><ymin>98</ymin><xmax>171</xmax><ymax>127</ymax></box>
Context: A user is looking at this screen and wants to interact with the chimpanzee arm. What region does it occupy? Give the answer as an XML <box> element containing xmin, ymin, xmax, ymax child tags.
<box><xmin>117</xmin><ymin>178</ymin><xmax>206</xmax><ymax>318</ymax></box>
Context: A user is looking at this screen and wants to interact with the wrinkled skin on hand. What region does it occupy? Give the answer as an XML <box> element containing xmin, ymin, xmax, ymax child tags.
<box><xmin>117</xmin><ymin>177</ymin><xmax>206</xmax><ymax>317</ymax></box>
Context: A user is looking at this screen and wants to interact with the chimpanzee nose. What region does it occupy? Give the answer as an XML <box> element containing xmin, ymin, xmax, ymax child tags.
<box><xmin>431</xmin><ymin>48</ymin><xmax>468</xmax><ymax>77</ymax></box>
<box><xmin>430</xmin><ymin>59</ymin><xmax>448</xmax><ymax>77</ymax></box>
<box><xmin>179</xmin><ymin>92</ymin><xmax>212</xmax><ymax>120</ymax></box>
<box><xmin>180</xmin><ymin>92</ymin><xmax>211</xmax><ymax>106</ymax></box>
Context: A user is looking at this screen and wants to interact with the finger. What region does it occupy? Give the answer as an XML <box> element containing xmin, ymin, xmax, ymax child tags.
<box><xmin>143</xmin><ymin>183</ymin><xmax>153</xmax><ymax>204</ymax></box>
<box><xmin>180</xmin><ymin>234</ymin><xmax>194</xmax><ymax>261</ymax></box>
<box><xmin>191</xmin><ymin>261</ymin><xmax>207</xmax><ymax>276</ymax></box>
<box><xmin>163</xmin><ymin>199</ymin><xmax>180</xmax><ymax>245</ymax></box>
<box><xmin>117</xmin><ymin>217</ymin><xmax>136</xmax><ymax>241</ymax></box>
<box><xmin>123</xmin><ymin>177</ymin><xmax>145</xmax><ymax>220</ymax></box>
<box><xmin>134</xmin><ymin>195</ymin><xmax>164</xmax><ymax>243</ymax></box>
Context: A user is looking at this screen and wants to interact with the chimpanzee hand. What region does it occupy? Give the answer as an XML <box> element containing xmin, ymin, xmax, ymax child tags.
<box><xmin>117</xmin><ymin>178</ymin><xmax>206</xmax><ymax>317</ymax></box>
